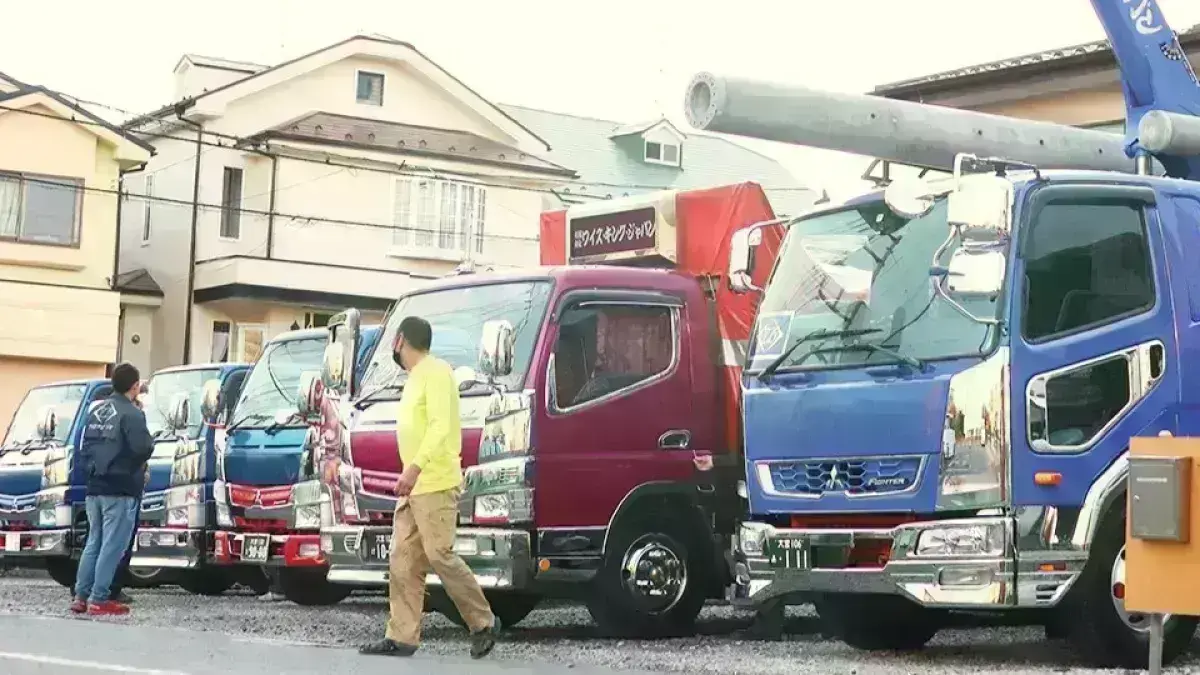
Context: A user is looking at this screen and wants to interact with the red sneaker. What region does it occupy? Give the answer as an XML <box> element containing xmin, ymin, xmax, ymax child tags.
<box><xmin>86</xmin><ymin>601</ymin><xmax>130</xmax><ymax>616</ymax></box>
<box><xmin>69</xmin><ymin>598</ymin><xmax>86</xmax><ymax>614</ymax></box>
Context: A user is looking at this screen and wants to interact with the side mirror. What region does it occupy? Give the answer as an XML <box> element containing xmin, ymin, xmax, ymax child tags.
<box><xmin>167</xmin><ymin>393</ymin><xmax>190</xmax><ymax>431</ymax></box>
<box><xmin>35</xmin><ymin>406</ymin><xmax>57</xmax><ymax>441</ymax></box>
<box><xmin>478</xmin><ymin>319</ymin><xmax>515</xmax><ymax>379</ymax></box>
<box><xmin>454</xmin><ymin>366</ymin><xmax>480</xmax><ymax>392</ymax></box>
<box><xmin>325</xmin><ymin>308</ymin><xmax>361</xmax><ymax>396</ymax></box>
<box><xmin>297</xmin><ymin>371</ymin><xmax>323</xmax><ymax>418</ymax></box>
<box><xmin>322</xmin><ymin>343</ymin><xmax>347</xmax><ymax>390</ymax></box>
<box><xmin>728</xmin><ymin>225</ymin><xmax>764</xmax><ymax>293</ymax></box>
<box><xmin>200</xmin><ymin>379</ymin><xmax>221</xmax><ymax>422</ymax></box>
<box><xmin>947</xmin><ymin>173</ymin><xmax>1013</xmax><ymax>237</ymax></box>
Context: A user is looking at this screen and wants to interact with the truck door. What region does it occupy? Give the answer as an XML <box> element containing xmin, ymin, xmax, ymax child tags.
<box><xmin>1008</xmin><ymin>183</ymin><xmax>1177</xmax><ymax>507</ymax></box>
<box><xmin>535</xmin><ymin>290</ymin><xmax>696</xmax><ymax>528</ymax></box>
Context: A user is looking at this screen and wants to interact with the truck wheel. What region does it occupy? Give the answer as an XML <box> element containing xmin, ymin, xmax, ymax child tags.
<box><xmin>813</xmin><ymin>593</ymin><xmax>941</xmax><ymax>650</ymax></box>
<box><xmin>586</xmin><ymin>513</ymin><xmax>708</xmax><ymax>638</ymax></box>
<box><xmin>44</xmin><ymin>558</ymin><xmax>77</xmax><ymax>589</ymax></box>
<box><xmin>1064</xmin><ymin>506</ymin><xmax>1198</xmax><ymax>668</ymax></box>
<box><xmin>431</xmin><ymin>589</ymin><xmax>539</xmax><ymax>629</ymax></box>
<box><xmin>178</xmin><ymin>569</ymin><xmax>234</xmax><ymax>596</ymax></box>
<box><xmin>277</xmin><ymin>567</ymin><xmax>351</xmax><ymax>606</ymax></box>
<box><xmin>125</xmin><ymin>567</ymin><xmax>168</xmax><ymax>589</ymax></box>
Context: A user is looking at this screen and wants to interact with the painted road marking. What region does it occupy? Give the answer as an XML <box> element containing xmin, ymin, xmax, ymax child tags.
<box><xmin>0</xmin><ymin>651</ymin><xmax>190</xmax><ymax>674</ymax></box>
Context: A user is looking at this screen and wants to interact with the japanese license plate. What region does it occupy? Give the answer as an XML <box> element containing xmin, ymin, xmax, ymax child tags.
<box><xmin>766</xmin><ymin>537</ymin><xmax>810</xmax><ymax>570</ymax></box>
<box><xmin>242</xmin><ymin>534</ymin><xmax>270</xmax><ymax>563</ymax></box>
<box><xmin>4</xmin><ymin>534</ymin><xmax>18</xmax><ymax>552</ymax></box>
<box><xmin>364</xmin><ymin>532</ymin><xmax>391</xmax><ymax>562</ymax></box>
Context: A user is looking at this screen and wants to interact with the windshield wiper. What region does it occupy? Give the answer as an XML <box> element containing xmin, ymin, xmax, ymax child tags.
<box><xmin>263</xmin><ymin>412</ymin><xmax>302</xmax><ymax>436</ymax></box>
<box><xmin>757</xmin><ymin>328</ymin><xmax>882</xmax><ymax>383</ymax></box>
<box><xmin>354</xmin><ymin>382</ymin><xmax>405</xmax><ymax>410</ymax></box>
<box><xmin>226</xmin><ymin>412</ymin><xmax>270</xmax><ymax>433</ymax></box>
<box><xmin>804</xmin><ymin>343</ymin><xmax>925</xmax><ymax>371</ymax></box>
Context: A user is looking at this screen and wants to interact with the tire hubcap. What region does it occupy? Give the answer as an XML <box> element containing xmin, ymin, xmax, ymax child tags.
<box><xmin>128</xmin><ymin>567</ymin><xmax>160</xmax><ymax>580</ymax></box>
<box><xmin>621</xmin><ymin>537</ymin><xmax>687</xmax><ymax>615</ymax></box>
<box><xmin>1111</xmin><ymin>544</ymin><xmax>1169</xmax><ymax>631</ymax></box>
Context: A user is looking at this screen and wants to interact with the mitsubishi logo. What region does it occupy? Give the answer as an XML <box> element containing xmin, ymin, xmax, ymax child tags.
<box><xmin>824</xmin><ymin>464</ymin><xmax>846</xmax><ymax>491</ymax></box>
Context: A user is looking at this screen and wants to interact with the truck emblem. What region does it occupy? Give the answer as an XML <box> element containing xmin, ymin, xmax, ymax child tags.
<box><xmin>824</xmin><ymin>464</ymin><xmax>845</xmax><ymax>491</ymax></box>
<box><xmin>757</xmin><ymin>319</ymin><xmax>785</xmax><ymax>353</ymax></box>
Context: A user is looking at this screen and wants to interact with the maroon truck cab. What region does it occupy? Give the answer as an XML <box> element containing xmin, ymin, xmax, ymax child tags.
<box><xmin>313</xmin><ymin>183</ymin><xmax>783</xmax><ymax>635</ymax></box>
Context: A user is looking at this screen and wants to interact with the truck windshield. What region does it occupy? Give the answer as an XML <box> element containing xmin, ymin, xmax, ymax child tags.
<box><xmin>361</xmin><ymin>280</ymin><xmax>552</xmax><ymax>397</ymax></box>
<box><xmin>748</xmin><ymin>198</ymin><xmax>1003</xmax><ymax>373</ymax></box>
<box><xmin>144</xmin><ymin>368</ymin><xmax>222</xmax><ymax>439</ymax></box>
<box><xmin>233</xmin><ymin>335</ymin><xmax>325</xmax><ymax>425</ymax></box>
<box><xmin>0</xmin><ymin>384</ymin><xmax>87</xmax><ymax>458</ymax></box>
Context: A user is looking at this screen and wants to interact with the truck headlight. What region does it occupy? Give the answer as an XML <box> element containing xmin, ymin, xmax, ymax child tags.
<box><xmin>914</xmin><ymin>522</ymin><xmax>1006</xmax><ymax>557</ymax></box>
<box><xmin>40</xmin><ymin>446</ymin><xmax>72</xmax><ymax>489</ymax></box>
<box><xmin>472</xmin><ymin>488</ymin><xmax>533</xmax><ymax>525</ymax></box>
<box><xmin>165</xmin><ymin>485</ymin><xmax>202</xmax><ymax>528</ymax></box>
<box><xmin>738</xmin><ymin>521</ymin><xmax>773</xmax><ymax>557</ymax></box>
<box><xmin>35</xmin><ymin>488</ymin><xmax>70</xmax><ymax>528</ymax></box>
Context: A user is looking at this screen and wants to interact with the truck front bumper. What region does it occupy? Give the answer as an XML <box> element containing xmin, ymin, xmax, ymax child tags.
<box><xmin>321</xmin><ymin>525</ymin><xmax>533</xmax><ymax>589</ymax></box>
<box><xmin>210</xmin><ymin>530</ymin><xmax>326</xmax><ymax>567</ymax></box>
<box><xmin>731</xmin><ymin>515</ymin><xmax>1086</xmax><ymax>610</ymax></box>
<box><xmin>130</xmin><ymin>528</ymin><xmax>205</xmax><ymax>569</ymax></box>
<box><xmin>0</xmin><ymin>528</ymin><xmax>71</xmax><ymax>558</ymax></box>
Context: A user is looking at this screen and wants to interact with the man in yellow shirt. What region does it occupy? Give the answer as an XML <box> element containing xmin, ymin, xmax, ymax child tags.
<box><xmin>359</xmin><ymin>316</ymin><xmax>497</xmax><ymax>659</ymax></box>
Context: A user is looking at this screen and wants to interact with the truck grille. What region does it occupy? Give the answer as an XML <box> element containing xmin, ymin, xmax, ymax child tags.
<box><xmin>765</xmin><ymin>456</ymin><xmax>924</xmax><ymax>497</ymax></box>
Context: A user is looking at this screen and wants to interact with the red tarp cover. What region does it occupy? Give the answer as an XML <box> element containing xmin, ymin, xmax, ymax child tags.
<box><xmin>540</xmin><ymin>183</ymin><xmax>785</xmax><ymax>454</ymax></box>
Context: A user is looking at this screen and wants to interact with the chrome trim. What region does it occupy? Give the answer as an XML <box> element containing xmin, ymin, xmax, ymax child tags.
<box><xmin>939</xmin><ymin>346</ymin><xmax>1009</xmax><ymax>510</ymax></box>
<box><xmin>1025</xmin><ymin>340</ymin><xmax>1165</xmax><ymax>455</ymax></box>
<box><xmin>1070</xmin><ymin>452</ymin><xmax>1130</xmax><ymax>549</ymax></box>
<box><xmin>129</xmin><ymin>556</ymin><xmax>195</xmax><ymax>569</ymax></box>
<box><xmin>754</xmin><ymin>455</ymin><xmax>927</xmax><ymax>500</ymax></box>
<box><xmin>547</xmin><ymin>306</ymin><xmax>680</xmax><ymax>416</ymax></box>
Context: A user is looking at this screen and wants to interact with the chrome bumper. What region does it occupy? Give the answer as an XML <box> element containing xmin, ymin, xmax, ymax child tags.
<box><xmin>322</xmin><ymin>525</ymin><xmax>533</xmax><ymax>589</ymax></box>
<box><xmin>731</xmin><ymin>515</ymin><xmax>1084</xmax><ymax>610</ymax></box>
<box><xmin>211</xmin><ymin>530</ymin><xmax>326</xmax><ymax>567</ymax></box>
<box><xmin>0</xmin><ymin>528</ymin><xmax>71</xmax><ymax>557</ymax></box>
<box><xmin>130</xmin><ymin>528</ymin><xmax>204</xmax><ymax>569</ymax></box>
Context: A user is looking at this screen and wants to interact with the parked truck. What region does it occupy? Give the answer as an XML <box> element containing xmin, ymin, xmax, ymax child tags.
<box><xmin>686</xmin><ymin>0</ymin><xmax>1200</xmax><ymax>668</ymax></box>
<box><xmin>167</xmin><ymin>326</ymin><xmax>380</xmax><ymax>603</ymax></box>
<box><xmin>0</xmin><ymin>379</ymin><xmax>113</xmax><ymax>587</ymax></box>
<box><xmin>308</xmin><ymin>183</ymin><xmax>790</xmax><ymax>635</ymax></box>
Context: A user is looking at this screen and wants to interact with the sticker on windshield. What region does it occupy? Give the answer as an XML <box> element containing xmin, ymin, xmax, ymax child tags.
<box><xmin>753</xmin><ymin>312</ymin><xmax>793</xmax><ymax>359</ymax></box>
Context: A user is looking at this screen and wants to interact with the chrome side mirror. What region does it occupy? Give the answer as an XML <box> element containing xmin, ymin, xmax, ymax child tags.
<box><xmin>35</xmin><ymin>406</ymin><xmax>57</xmax><ymax>441</ymax></box>
<box><xmin>478</xmin><ymin>320</ymin><xmax>515</xmax><ymax>379</ymax></box>
<box><xmin>297</xmin><ymin>371</ymin><xmax>323</xmax><ymax>419</ymax></box>
<box><xmin>200</xmin><ymin>379</ymin><xmax>221</xmax><ymax>422</ymax></box>
<box><xmin>167</xmin><ymin>393</ymin><xmax>190</xmax><ymax>432</ymax></box>
<box><xmin>454</xmin><ymin>366</ymin><xmax>480</xmax><ymax>392</ymax></box>
<box><xmin>728</xmin><ymin>225</ymin><xmax>764</xmax><ymax>293</ymax></box>
<box><xmin>947</xmin><ymin>173</ymin><xmax>1013</xmax><ymax>237</ymax></box>
<box><xmin>322</xmin><ymin>343</ymin><xmax>347</xmax><ymax>390</ymax></box>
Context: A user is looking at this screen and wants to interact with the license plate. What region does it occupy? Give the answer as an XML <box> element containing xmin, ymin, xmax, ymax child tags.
<box><xmin>766</xmin><ymin>537</ymin><xmax>810</xmax><ymax>570</ymax></box>
<box><xmin>242</xmin><ymin>534</ymin><xmax>270</xmax><ymax>563</ymax></box>
<box><xmin>4</xmin><ymin>534</ymin><xmax>17</xmax><ymax>552</ymax></box>
<box><xmin>365</xmin><ymin>532</ymin><xmax>391</xmax><ymax>562</ymax></box>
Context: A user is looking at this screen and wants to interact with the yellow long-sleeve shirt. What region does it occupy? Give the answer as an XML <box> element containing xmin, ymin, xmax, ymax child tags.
<box><xmin>396</xmin><ymin>355</ymin><xmax>463</xmax><ymax>496</ymax></box>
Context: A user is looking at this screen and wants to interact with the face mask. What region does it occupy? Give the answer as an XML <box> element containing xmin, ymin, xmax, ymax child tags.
<box><xmin>392</xmin><ymin>339</ymin><xmax>406</xmax><ymax>370</ymax></box>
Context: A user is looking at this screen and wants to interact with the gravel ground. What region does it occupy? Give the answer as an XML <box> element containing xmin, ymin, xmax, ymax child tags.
<box><xmin>0</xmin><ymin>573</ymin><xmax>1198</xmax><ymax>674</ymax></box>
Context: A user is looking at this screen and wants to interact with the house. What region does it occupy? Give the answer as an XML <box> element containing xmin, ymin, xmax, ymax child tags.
<box><xmin>119</xmin><ymin>36</ymin><xmax>577</xmax><ymax>370</ymax></box>
<box><xmin>0</xmin><ymin>71</ymin><xmax>154</xmax><ymax>424</ymax></box>
<box><xmin>873</xmin><ymin>25</ymin><xmax>1200</xmax><ymax>134</ymax></box>
<box><xmin>498</xmin><ymin>105</ymin><xmax>818</xmax><ymax>216</ymax></box>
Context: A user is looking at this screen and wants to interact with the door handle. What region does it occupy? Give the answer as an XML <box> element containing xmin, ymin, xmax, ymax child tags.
<box><xmin>658</xmin><ymin>429</ymin><xmax>691</xmax><ymax>450</ymax></box>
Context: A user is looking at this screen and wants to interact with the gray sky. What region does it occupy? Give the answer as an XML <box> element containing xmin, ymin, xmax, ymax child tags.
<box><xmin>5</xmin><ymin>0</ymin><xmax>1200</xmax><ymax>198</ymax></box>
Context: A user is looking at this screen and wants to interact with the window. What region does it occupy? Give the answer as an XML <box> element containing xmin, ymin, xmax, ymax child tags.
<box><xmin>211</xmin><ymin>321</ymin><xmax>232</xmax><ymax>362</ymax></box>
<box><xmin>220</xmin><ymin>167</ymin><xmax>243</xmax><ymax>239</ymax></box>
<box><xmin>1028</xmin><ymin>354</ymin><xmax>1134</xmax><ymax>450</ymax></box>
<box><xmin>356</xmin><ymin>71</ymin><xmax>384</xmax><ymax>106</ymax></box>
<box><xmin>644</xmin><ymin>140</ymin><xmax>681</xmax><ymax>166</ymax></box>
<box><xmin>304</xmin><ymin>312</ymin><xmax>333</xmax><ymax>328</ymax></box>
<box><xmin>1022</xmin><ymin>201</ymin><xmax>1155</xmax><ymax>342</ymax></box>
<box><xmin>0</xmin><ymin>172</ymin><xmax>83</xmax><ymax>246</ymax></box>
<box><xmin>234</xmin><ymin>324</ymin><xmax>267</xmax><ymax>363</ymax></box>
<box><xmin>392</xmin><ymin>178</ymin><xmax>487</xmax><ymax>255</ymax></box>
<box><xmin>141</xmin><ymin>176</ymin><xmax>154</xmax><ymax>244</ymax></box>
<box><xmin>551</xmin><ymin>304</ymin><xmax>675</xmax><ymax>410</ymax></box>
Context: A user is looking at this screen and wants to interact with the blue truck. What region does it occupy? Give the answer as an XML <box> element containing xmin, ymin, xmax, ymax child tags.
<box><xmin>683</xmin><ymin>0</ymin><xmax>1200</xmax><ymax>669</ymax></box>
<box><xmin>151</xmin><ymin>325</ymin><xmax>379</xmax><ymax>603</ymax></box>
<box><xmin>0</xmin><ymin>378</ymin><xmax>114</xmax><ymax>587</ymax></box>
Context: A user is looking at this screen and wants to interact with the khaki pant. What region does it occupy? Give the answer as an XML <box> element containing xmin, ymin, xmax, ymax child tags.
<box><xmin>385</xmin><ymin>487</ymin><xmax>494</xmax><ymax>645</ymax></box>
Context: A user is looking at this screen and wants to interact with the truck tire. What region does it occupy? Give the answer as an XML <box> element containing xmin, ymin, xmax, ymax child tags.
<box><xmin>45</xmin><ymin>558</ymin><xmax>77</xmax><ymax>589</ymax></box>
<box><xmin>277</xmin><ymin>567</ymin><xmax>351</xmax><ymax>606</ymax></box>
<box><xmin>178</xmin><ymin>568</ymin><xmax>234</xmax><ymax>596</ymax></box>
<box><xmin>125</xmin><ymin>567</ymin><xmax>169</xmax><ymax>589</ymax></box>
<box><xmin>431</xmin><ymin>589</ymin><xmax>539</xmax><ymax>629</ymax></box>
<box><xmin>813</xmin><ymin>593</ymin><xmax>941</xmax><ymax>650</ymax></box>
<box><xmin>1064</xmin><ymin>505</ymin><xmax>1198</xmax><ymax>668</ymax></box>
<box><xmin>586</xmin><ymin>512</ymin><xmax>708</xmax><ymax>638</ymax></box>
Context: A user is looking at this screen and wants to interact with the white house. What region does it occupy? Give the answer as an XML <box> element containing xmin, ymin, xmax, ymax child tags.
<box><xmin>119</xmin><ymin>36</ymin><xmax>576</xmax><ymax>370</ymax></box>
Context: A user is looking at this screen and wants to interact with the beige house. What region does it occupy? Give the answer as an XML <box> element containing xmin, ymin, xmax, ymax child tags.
<box><xmin>874</xmin><ymin>25</ymin><xmax>1200</xmax><ymax>133</ymax></box>
<box><xmin>0</xmin><ymin>71</ymin><xmax>154</xmax><ymax>424</ymax></box>
<box><xmin>120</xmin><ymin>36</ymin><xmax>576</xmax><ymax>370</ymax></box>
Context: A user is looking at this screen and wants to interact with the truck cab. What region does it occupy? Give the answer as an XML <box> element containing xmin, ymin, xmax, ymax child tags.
<box><xmin>129</xmin><ymin>363</ymin><xmax>251</xmax><ymax>595</ymax></box>
<box><xmin>201</xmin><ymin>326</ymin><xmax>378</xmax><ymax>604</ymax></box>
<box><xmin>731</xmin><ymin>161</ymin><xmax>1200</xmax><ymax>667</ymax></box>
<box><xmin>310</xmin><ymin>183</ymin><xmax>783</xmax><ymax>635</ymax></box>
<box><xmin>0</xmin><ymin>378</ymin><xmax>113</xmax><ymax>587</ymax></box>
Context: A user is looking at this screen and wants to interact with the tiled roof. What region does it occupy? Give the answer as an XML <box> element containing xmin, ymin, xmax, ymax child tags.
<box><xmin>115</xmin><ymin>269</ymin><xmax>163</xmax><ymax>296</ymax></box>
<box><xmin>259</xmin><ymin>111</ymin><xmax>575</xmax><ymax>177</ymax></box>
<box><xmin>876</xmin><ymin>24</ymin><xmax>1200</xmax><ymax>95</ymax></box>
<box><xmin>0</xmin><ymin>73</ymin><xmax>155</xmax><ymax>153</ymax></box>
<box><xmin>497</xmin><ymin>104</ymin><xmax>817</xmax><ymax>216</ymax></box>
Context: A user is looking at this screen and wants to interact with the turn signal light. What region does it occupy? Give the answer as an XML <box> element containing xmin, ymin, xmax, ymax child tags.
<box><xmin>1034</xmin><ymin>472</ymin><xmax>1062</xmax><ymax>487</ymax></box>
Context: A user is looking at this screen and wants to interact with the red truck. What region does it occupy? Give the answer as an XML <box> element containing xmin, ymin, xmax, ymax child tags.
<box><xmin>308</xmin><ymin>182</ymin><xmax>784</xmax><ymax>635</ymax></box>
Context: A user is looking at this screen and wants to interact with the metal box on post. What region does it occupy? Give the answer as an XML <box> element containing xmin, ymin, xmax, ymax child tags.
<box><xmin>1129</xmin><ymin>455</ymin><xmax>1192</xmax><ymax>543</ymax></box>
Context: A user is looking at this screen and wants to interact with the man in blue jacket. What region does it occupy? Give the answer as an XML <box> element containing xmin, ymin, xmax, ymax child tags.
<box><xmin>70</xmin><ymin>363</ymin><xmax>154</xmax><ymax>615</ymax></box>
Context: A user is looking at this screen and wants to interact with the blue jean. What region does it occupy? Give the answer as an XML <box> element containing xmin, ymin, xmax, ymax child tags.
<box><xmin>74</xmin><ymin>496</ymin><xmax>138</xmax><ymax>603</ymax></box>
